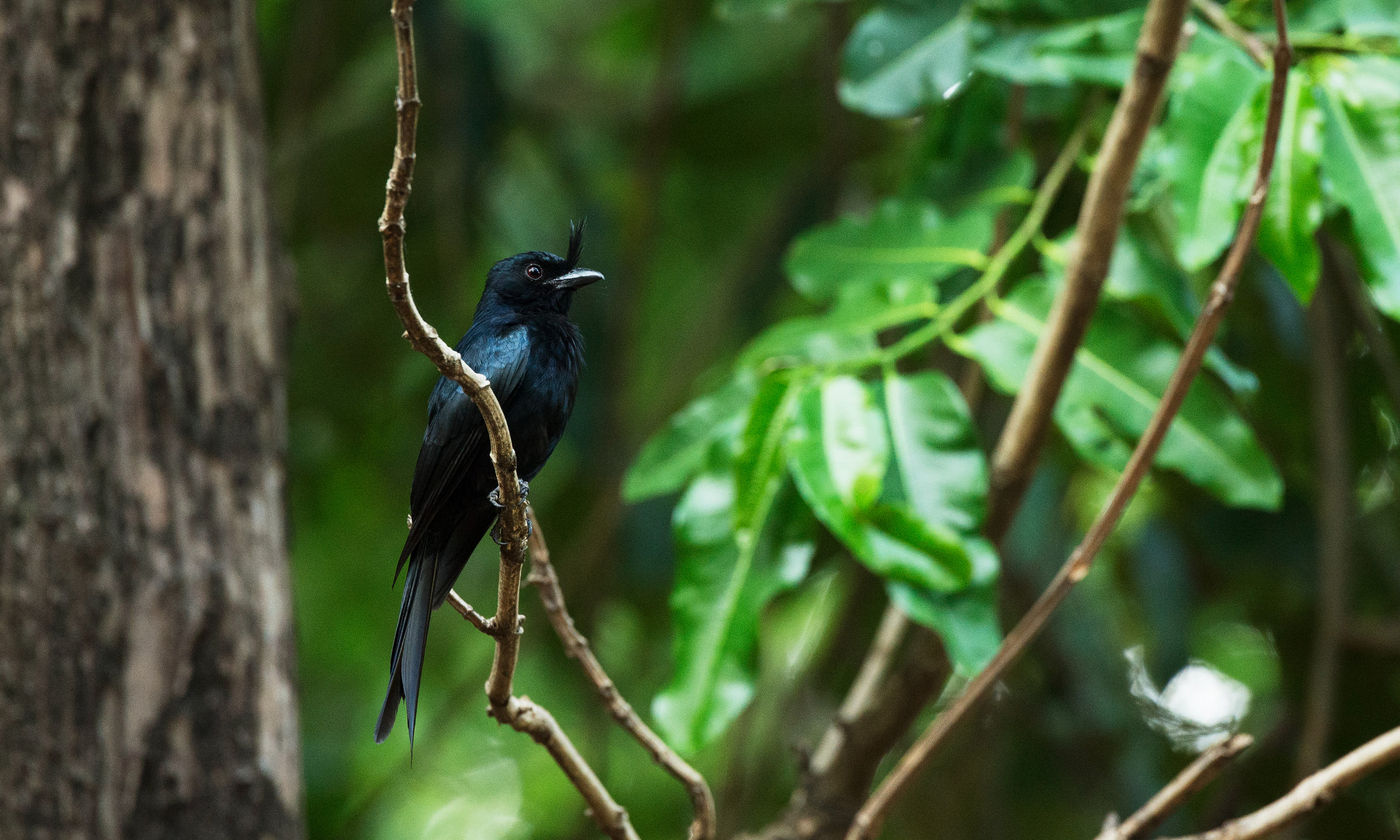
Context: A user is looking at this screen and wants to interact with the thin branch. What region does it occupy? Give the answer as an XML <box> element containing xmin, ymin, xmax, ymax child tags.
<box><xmin>1296</xmin><ymin>273</ymin><xmax>1351</xmax><ymax>777</ymax></box>
<box><xmin>1157</xmin><ymin>726</ymin><xmax>1400</xmax><ymax>840</ymax></box>
<box><xmin>1095</xmin><ymin>735</ymin><xmax>1254</xmax><ymax>840</ymax></box>
<box><xmin>525</xmin><ymin>509</ymin><xmax>717</xmax><ymax>840</ymax></box>
<box><xmin>845</xmin><ymin>3</ymin><xmax>1293</xmax><ymax>837</ymax></box>
<box><xmin>379</xmin><ymin>4</ymin><xmax>634</xmax><ymax>836</ymax></box>
<box><xmin>494</xmin><ymin>695</ymin><xmax>641</xmax><ymax>840</ymax></box>
<box><xmin>446</xmin><ymin>589</ymin><xmax>503</xmax><ymax>636</ymax></box>
<box><xmin>1191</xmin><ymin>0</ymin><xmax>1270</xmax><ymax>66</ymax></box>
<box><xmin>378</xmin><ymin>0</ymin><xmax>531</xmax><ymax>708</ymax></box>
<box><xmin>985</xmin><ymin>0</ymin><xmax>1193</xmax><ymax>537</ymax></box>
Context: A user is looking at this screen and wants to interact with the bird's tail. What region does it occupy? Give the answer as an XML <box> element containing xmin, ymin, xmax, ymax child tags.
<box><xmin>375</xmin><ymin>552</ymin><xmax>436</xmax><ymax>746</ymax></box>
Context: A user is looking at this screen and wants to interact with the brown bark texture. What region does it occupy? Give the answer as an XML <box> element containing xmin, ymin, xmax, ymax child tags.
<box><xmin>0</xmin><ymin>0</ymin><xmax>303</xmax><ymax>837</ymax></box>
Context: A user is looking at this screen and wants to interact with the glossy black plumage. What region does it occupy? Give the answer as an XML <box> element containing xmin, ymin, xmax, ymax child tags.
<box><xmin>376</xmin><ymin>225</ymin><xmax>600</xmax><ymax>746</ymax></box>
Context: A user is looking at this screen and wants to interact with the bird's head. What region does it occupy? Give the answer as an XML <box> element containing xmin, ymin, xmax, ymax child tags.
<box><xmin>479</xmin><ymin>222</ymin><xmax>602</xmax><ymax>314</ymax></box>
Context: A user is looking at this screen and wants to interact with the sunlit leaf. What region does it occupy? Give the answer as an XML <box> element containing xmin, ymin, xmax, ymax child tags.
<box><xmin>1315</xmin><ymin>55</ymin><xmax>1400</xmax><ymax>321</ymax></box>
<box><xmin>839</xmin><ymin>2</ymin><xmax>971</xmax><ymax>118</ymax></box>
<box><xmin>957</xmin><ymin>279</ymin><xmax>1282</xmax><ymax>509</ymax></box>
<box><xmin>788</xmin><ymin>377</ymin><xmax>973</xmax><ymax>591</ymax></box>
<box><xmin>785</xmin><ymin>198</ymin><xmax>994</xmax><ymax>302</ymax></box>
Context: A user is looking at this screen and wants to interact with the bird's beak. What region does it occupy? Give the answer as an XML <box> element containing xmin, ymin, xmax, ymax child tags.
<box><xmin>551</xmin><ymin>267</ymin><xmax>604</xmax><ymax>290</ymax></box>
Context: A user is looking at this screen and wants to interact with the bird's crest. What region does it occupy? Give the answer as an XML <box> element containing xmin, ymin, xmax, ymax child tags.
<box><xmin>565</xmin><ymin>219</ymin><xmax>585</xmax><ymax>271</ymax></box>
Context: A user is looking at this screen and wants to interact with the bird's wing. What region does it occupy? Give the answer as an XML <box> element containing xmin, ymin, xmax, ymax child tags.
<box><xmin>394</xmin><ymin>326</ymin><xmax>531</xmax><ymax>579</ymax></box>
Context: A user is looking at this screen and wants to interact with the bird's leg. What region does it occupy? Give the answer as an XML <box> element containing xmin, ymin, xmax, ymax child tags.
<box><xmin>487</xmin><ymin>479</ymin><xmax>532</xmax><ymax>545</ymax></box>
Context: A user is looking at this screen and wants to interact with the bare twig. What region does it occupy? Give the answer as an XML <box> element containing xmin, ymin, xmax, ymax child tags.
<box><xmin>985</xmin><ymin>0</ymin><xmax>1193</xmax><ymax>537</ymax></box>
<box><xmin>495</xmin><ymin>695</ymin><xmax>641</xmax><ymax>840</ymax></box>
<box><xmin>379</xmin><ymin>3</ymin><xmax>636</xmax><ymax>836</ymax></box>
<box><xmin>1191</xmin><ymin>0</ymin><xmax>1270</xmax><ymax>66</ymax></box>
<box><xmin>1157</xmin><ymin>726</ymin><xmax>1400</xmax><ymax>840</ymax></box>
<box><xmin>1095</xmin><ymin>735</ymin><xmax>1254</xmax><ymax>840</ymax></box>
<box><xmin>845</xmin><ymin>3</ymin><xmax>1293</xmax><ymax>837</ymax></box>
<box><xmin>447</xmin><ymin>589</ymin><xmax>502</xmax><ymax>636</ymax></box>
<box><xmin>1296</xmin><ymin>270</ymin><xmax>1352</xmax><ymax>777</ymax></box>
<box><xmin>526</xmin><ymin>509</ymin><xmax>717</xmax><ymax>840</ymax></box>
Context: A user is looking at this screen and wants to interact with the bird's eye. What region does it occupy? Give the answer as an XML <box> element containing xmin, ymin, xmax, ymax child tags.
<box><xmin>525</xmin><ymin>264</ymin><xmax>544</xmax><ymax>280</ymax></box>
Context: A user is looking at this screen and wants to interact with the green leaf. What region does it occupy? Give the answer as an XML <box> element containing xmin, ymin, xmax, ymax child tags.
<box><xmin>882</xmin><ymin>370</ymin><xmax>988</xmax><ymax>532</ymax></box>
<box><xmin>624</xmin><ymin>374</ymin><xmax>757</xmax><ymax>502</ymax></box>
<box><xmin>785</xmin><ymin>198</ymin><xmax>994</xmax><ymax>302</ymax></box>
<box><xmin>1256</xmin><ymin>74</ymin><xmax>1324</xmax><ymax>300</ymax></box>
<box><xmin>1162</xmin><ymin>43</ymin><xmax>1268</xmax><ymax>271</ymax></box>
<box><xmin>737</xmin><ymin>280</ymin><xmax>937</xmax><ymax>370</ymax></box>
<box><xmin>956</xmin><ymin>279</ymin><xmax>1282</xmax><ymax>509</ymax></box>
<box><xmin>788</xmin><ymin>377</ymin><xmax>973</xmax><ymax>591</ymax></box>
<box><xmin>839</xmin><ymin>3</ymin><xmax>971</xmax><ymax>118</ymax></box>
<box><xmin>889</xmin><ymin>579</ymin><xmax>1001</xmax><ymax>673</ymax></box>
<box><xmin>653</xmin><ymin>474</ymin><xmax>815</xmax><ymax>754</ymax></box>
<box><xmin>1315</xmin><ymin>56</ymin><xmax>1400</xmax><ymax>321</ymax></box>
<box><xmin>1294</xmin><ymin>0</ymin><xmax>1400</xmax><ymax>39</ymax></box>
<box><xmin>1099</xmin><ymin>220</ymin><xmax>1259</xmax><ymax>395</ymax></box>
<box><xmin>971</xmin><ymin>11</ymin><xmax>1143</xmax><ymax>88</ymax></box>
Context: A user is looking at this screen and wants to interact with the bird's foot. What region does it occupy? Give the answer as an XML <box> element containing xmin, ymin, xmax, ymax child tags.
<box><xmin>487</xmin><ymin>479</ymin><xmax>530</xmax><ymax>508</ymax></box>
<box><xmin>489</xmin><ymin>512</ymin><xmax>534</xmax><ymax>546</ymax></box>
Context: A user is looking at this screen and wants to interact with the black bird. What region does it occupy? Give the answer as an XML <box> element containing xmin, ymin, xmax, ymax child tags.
<box><xmin>376</xmin><ymin>224</ymin><xmax>601</xmax><ymax>746</ymax></box>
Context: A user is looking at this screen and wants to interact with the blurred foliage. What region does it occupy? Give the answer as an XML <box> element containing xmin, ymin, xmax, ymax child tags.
<box><xmin>261</xmin><ymin>0</ymin><xmax>1400</xmax><ymax>836</ymax></box>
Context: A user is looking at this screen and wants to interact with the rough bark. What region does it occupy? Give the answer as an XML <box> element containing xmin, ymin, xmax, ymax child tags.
<box><xmin>0</xmin><ymin>0</ymin><xmax>303</xmax><ymax>837</ymax></box>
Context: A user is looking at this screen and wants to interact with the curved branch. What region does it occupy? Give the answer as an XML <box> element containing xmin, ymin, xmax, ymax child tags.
<box><xmin>526</xmin><ymin>509</ymin><xmax>717</xmax><ymax>840</ymax></box>
<box><xmin>378</xmin><ymin>0</ymin><xmax>530</xmax><ymax>709</ymax></box>
<box><xmin>846</xmin><ymin>2</ymin><xmax>1293</xmax><ymax>836</ymax></box>
<box><xmin>379</xmin><ymin>3</ymin><xmax>634</xmax><ymax>836</ymax></box>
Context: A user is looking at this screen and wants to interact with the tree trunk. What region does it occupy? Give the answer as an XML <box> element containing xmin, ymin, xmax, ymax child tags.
<box><xmin>0</xmin><ymin>0</ymin><xmax>303</xmax><ymax>837</ymax></box>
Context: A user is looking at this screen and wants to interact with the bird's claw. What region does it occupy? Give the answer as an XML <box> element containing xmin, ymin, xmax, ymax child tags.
<box><xmin>488</xmin><ymin>512</ymin><xmax>534</xmax><ymax>546</ymax></box>
<box><xmin>487</xmin><ymin>479</ymin><xmax>530</xmax><ymax>508</ymax></box>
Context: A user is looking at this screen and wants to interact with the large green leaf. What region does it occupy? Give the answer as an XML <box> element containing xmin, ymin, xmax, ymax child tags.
<box><xmin>889</xmin><ymin>577</ymin><xmax>1000</xmax><ymax>673</ymax></box>
<box><xmin>1315</xmin><ymin>55</ymin><xmax>1400</xmax><ymax>321</ymax></box>
<box><xmin>956</xmin><ymin>279</ymin><xmax>1282</xmax><ymax>509</ymax></box>
<box><xmin>882</xmin><ymin>370</ymin><xmax>988</xmax><ymax>532</ymax></box>
<box><xmin>1162</xmin><ymin>43</ymin><xmax>1267</xmax><ymax>271</ymax></box>
<box><xmin>839</xmin><ymin>2</ymin><xmax>971</xmax><ymax>118</ymax></box>
<box><xmin>788</xmin><ymin>377</ymin><xmax>973</xmax><ymax>592</ymax></box>
<box><xmin>971</xmin><ymin>11</ymin><xmax>1143</xmax><ymax>88</ymax></box>
<box><xmin>624</xmin><ymin>374</ymin><xmax>757</xmax><ymax>502</ymax></box>
<box><xmin>785</xmin><ymin>198</ymin><xmax>994</xmax><ymax>302</ymax></box>
<box><xmin>653</xmin><ymin>474</ymin><xmax>815</xmax><ymax>754</ymax></box>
